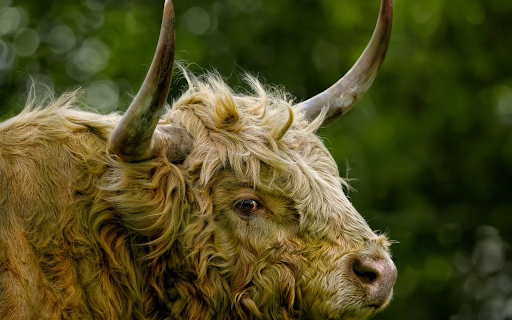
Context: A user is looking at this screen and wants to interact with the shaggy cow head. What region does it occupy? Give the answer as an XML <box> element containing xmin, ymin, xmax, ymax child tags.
<box><xmin>108</xmin><ymin>0</ymin><xmax>396</xmax><ymax>319</ymax></box>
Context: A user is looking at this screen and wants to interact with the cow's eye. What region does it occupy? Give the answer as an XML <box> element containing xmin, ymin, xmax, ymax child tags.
<box><xmin>234</xmin><ymin>199</ymin><xmax>258</xmax><ymax>215</ymax></box>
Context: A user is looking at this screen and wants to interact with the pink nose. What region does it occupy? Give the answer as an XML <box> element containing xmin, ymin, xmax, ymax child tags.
<box><xmin>350</xmin><ymin>255</ymin><xmax>397</xmax><ymax>307</ymax></box>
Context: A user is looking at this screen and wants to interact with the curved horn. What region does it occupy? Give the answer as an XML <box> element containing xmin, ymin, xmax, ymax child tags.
<box><xmin>297</xmin><ymin>0</ymin><xmax>393</xmax><ymax>126</ymax></box>
<box><xmin>109</xmin><ymin>0</ymin><xmax>179</xmax><ymax>162</ymax></box>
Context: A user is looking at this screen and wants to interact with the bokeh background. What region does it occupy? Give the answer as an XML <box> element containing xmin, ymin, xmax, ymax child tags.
<box><xmin>1</xmin><ymin>0</ymin><xmax>511</xmax><ymax>319</ymax></box>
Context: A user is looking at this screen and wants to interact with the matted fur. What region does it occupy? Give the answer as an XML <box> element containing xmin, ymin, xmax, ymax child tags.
<box><xmin>0</xmin><ymin>70</ymin><xmax>391</xmax><ymax>320</ymax></box>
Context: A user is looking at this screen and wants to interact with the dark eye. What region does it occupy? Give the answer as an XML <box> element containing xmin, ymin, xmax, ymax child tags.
<box><xmin>235</xmin><ymin>199</ymin><xmax>258</xmax><ymax>215</ymax></box>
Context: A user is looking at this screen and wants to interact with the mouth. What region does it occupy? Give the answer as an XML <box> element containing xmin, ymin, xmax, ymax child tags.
<box><xmin>362</xmin><ymin>300</ymin><xmax>391</xmax><ymax>316</ymax></box>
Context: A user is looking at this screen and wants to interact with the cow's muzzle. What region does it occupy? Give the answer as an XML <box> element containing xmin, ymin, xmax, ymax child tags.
<box><xmin>349</xmin><ymin>255</ymin><xmax>397</xmax><ymax>308</ymax></box>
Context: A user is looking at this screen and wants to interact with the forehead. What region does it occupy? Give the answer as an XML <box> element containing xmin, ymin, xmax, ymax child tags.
<box><xmin>169</xmin><ymin>73</ymin><xmax>357</xmax><ymax>208</ymax></box>
<box><xmin>185</xmin><ymin>103</ymin><xmax>342</xmax><ymax>196</ymax></box>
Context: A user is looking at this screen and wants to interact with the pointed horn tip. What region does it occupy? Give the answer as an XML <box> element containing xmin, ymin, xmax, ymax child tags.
<box><xmin>163</xmin><ymin>0</ymin><xmax>175</xmax><ymax>25</ymax></box>
<box><xmin>164</xmin><ymin>0</ymin><xmax>175</xmax><ymax>19</ymax></box>
<box><xmin>164</xmin><ymin>0</ymin><xmax>173</xmax><ymax>8</ymax></box>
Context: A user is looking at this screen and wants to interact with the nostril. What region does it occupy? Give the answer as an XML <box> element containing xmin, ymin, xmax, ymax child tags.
<box><xmin>349</xmin><ymin>255</ymin><xmax>397</xmax><ymax>308</ymax></box>
<box><xmin>352</xmin><ymin>259</ymin><xmax>379</xmax><ymax>284</ymax></box>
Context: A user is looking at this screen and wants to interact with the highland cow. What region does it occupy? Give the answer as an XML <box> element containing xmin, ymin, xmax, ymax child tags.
<box><xmin>0</xmin><ymin>0</ymin><xmax>396</xmax><ymax>319</ymax></box>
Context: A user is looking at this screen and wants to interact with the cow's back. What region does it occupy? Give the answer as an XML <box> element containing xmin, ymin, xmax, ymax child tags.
<box><xmin>0</xmin><ymin>101</ymin><xmax>127</xmax><ymax>319</ymax></box>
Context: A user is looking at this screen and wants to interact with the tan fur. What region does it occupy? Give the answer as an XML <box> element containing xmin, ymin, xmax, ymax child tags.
<box><xmin>0</xmin><ymin>71</ymin><xmax>391</xmax><ymax>320</ymax></box>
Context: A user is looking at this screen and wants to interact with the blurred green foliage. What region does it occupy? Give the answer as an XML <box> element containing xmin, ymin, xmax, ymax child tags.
<box><xmin>1</xmin><ymin>0</ymin><xmax>512</xmax><ymax>319</ymax></box>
